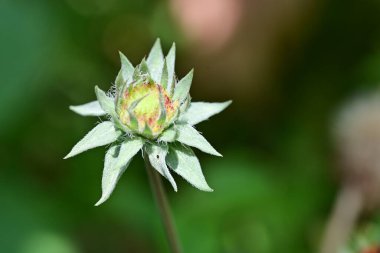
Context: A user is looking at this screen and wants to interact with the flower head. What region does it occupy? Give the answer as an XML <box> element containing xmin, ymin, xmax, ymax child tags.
<box><xmin>65</xmin><ymin>39</ymin><xmax>231</xmax><ymax>205</ymax></box>
<box><xmin>115</xmin><ymin>63</ymin><xmax>181</xmax><ymax>139</ymax></box>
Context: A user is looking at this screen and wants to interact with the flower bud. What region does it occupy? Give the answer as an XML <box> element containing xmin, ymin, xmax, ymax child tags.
<box><xmin>116</xmin><ymin>79</ymin><xmax>180</xmax><ymax>139</ymax></box>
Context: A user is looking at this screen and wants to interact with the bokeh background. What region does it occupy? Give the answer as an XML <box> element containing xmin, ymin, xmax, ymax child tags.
<box><xmin>1</xmin><ymin>0</ymin><xmax>380</xmax><ymax>252</ymax></box>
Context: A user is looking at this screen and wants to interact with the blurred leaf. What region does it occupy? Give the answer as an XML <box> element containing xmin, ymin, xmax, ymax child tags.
<box><xmin>21</xmin><ymin>232</ymin><xmax>78</xmax><ymax>253</ymax></box>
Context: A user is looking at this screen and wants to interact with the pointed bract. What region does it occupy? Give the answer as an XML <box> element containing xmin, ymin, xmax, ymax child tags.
<box><xmin>95</xmin><ymin>138</ymin><xmax>144</xmax><ymax>206</ymax></box>
<box><xmin>119</xmin><ymin>52</ymin><xmax>134</xmax><ymax>83</ymax></box>
<box><xmin>159</xmin><ymin>127</ymin><xmax>177</xmax><ymax>142</ymax></box>
<box><xmin>127</xmin><ymin>93</ymin><xmax>150</xmax><ymax>130</ymax></box>
<box><xmin>143</xmin><ymin>124</ymin><xmax>153</xmax><ymax>137</ymax></box>
<box><xmin>167</xmin><ymin>144</ymin><xmax>213</xmax><ymax>192</ymax></box>
<box><xmin>64</xmin><ymin>121</ymin><xmax>121</xmax><ymax>159</ymax></box>
<box><xmin>137</xmin><ymin>58</ymin><xmax>150</xmax><ymax>77</ymax></box>
<box><xmin>70</xmin><ymin>101</ymin><xmax>106</xmax><ymax>117</ymax></box>
<box><xmin>161</xmin><ymin>59</ymin><xmax>169</xmax><ymax>89</ymax></box>
<box><xmin>166</xmin><ymin>43</ymin><xmax>176</xmax><ymax>93</ymax></box>
<box><xmin>132</xmin><ymin>65</ymin><xmax>142</xmax><ymax>82</ymax></box>
<box><xmin>115</xmin><ymin>69</ymin><xmax>125</xmax><ymax>91</ymax></box>
<box><xmin>94</xmin><ymin>86</ymin><xmax>130</xmax><ymax>132</ymax></box>
<box><xmin>173</xmin><ymin>69</ymin><xmax>193</xmax><ymax>102</ymax></box>
<box><xmin>179</xmin><ymin>101</ymin><xmax>232</xmax><ymax>125</ymax></box>
<box><xmin>157</xmin><ymin>91</ymin><xmax>167</xmax><ymax>125</ymax></box>
<box><xmin>147</xmin><ymin>38</ymin><xmax>164</xmax><ymax>83</ymax></box>
<box><xmin>95</xmin><ymin>86</ymin><xmax>116</xmax><ymax>116</ymax></box>
<box><xmin>95</xmin><ymin>145</ymin><xmax>120</xmax><ymax>206</ymax></box>
<box><xmin>179</xmin><ymin>94</ymin><xmax>191</xmax><ymax>114</ymax></box>
<box><xmin>145</xmin><ymin>144</ymin><xmax>177</xmax><ymax>191</ymax></box>
<box><xmin>176</xmin><ymin>124</ymin><xmax>222</xmax><ymax>156</ymax></box>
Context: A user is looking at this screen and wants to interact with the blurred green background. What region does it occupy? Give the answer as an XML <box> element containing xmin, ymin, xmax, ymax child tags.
<box><xmin>1</xmin><ymin>0</ymin><xmax>380</xmax><ymax>252</ymax></box>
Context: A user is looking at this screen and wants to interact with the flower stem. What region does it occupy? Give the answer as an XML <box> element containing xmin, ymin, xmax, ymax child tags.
<box><xmin>143</xmin><ymin>153</ymin><xmax>183</xmax><ymax>253</ymax></box>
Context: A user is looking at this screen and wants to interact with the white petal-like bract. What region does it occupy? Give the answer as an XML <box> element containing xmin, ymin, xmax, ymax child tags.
<box><xmin>165</xmin><ymin>43</ymin><xmax>176</xmax><ymax>93</ymax></box>
<box><xmin>166</xmin><ymin>144</ymin><xmax>213</xmax><ymax>192</ymax></box>
<box><xmin>145</xmin><ymin>144</ymin><xmax>177</xmax><ymax>191</ymax></box>
<box><xmin>64</xmin><ymin>121</ymin><xmax>121</xmax><ymax>159</ymax></box>
<box><xmin>69</xmin><ymin>101</ymin><xmax>106</xmax><ymax>117</ymax></box>
<box><xmin>119</xmin><ymin>52</ymin><xmax>134</xmax><ymax>83</ymax></box>
<box><xmin>173</xmin><ymin>69</ymin><xmax>194</xmax><ymax>102</ymax></box>
<box><xmin>95</xmin><ymin>86</ymin><xmax>116</xmax><ymax>116</ymax></box>
<box><xmin>176</xmin><ymin>124</ymin><xmax>222</xmax><ymax>156</ymax></box>
<box><xmin>147</xmin><ymin>39</ymin><xmax>164</xmax><ymax>83</ymax></box>
<box><xmin>95</xmin><ymin>138</ymin><xmax>144</xmax><ymax>206</ymax></box>
<box><xmin>179</xmin><ymin>101</ymin><xmax>232</xmax><ymax>125</ymax></box>
<box><xmin>159</xmin><ymin>127</ymin><xmax>178</xmax><ymax>142</ymax></box>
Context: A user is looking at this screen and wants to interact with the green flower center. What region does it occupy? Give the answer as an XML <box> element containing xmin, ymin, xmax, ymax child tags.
<box><xmin>117</xmin><ymin>82</ymin><xmax>179</xmax><ymax>139</ymax></box>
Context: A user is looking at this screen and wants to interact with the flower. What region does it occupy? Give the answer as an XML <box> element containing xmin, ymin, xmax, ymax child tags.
<box><xmin>65</xmin><ymin>39</ymin><xmax>231</xmax><ymax>206</ymax></box>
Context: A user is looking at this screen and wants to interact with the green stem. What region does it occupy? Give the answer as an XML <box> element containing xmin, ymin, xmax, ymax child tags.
<box><xmin>143</xmin><ymin>153</ymin><xmax>183</xmax><ymax>253</ymax></box>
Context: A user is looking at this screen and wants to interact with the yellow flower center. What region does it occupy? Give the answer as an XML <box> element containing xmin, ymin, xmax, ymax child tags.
<box><xmin>118</xmin><ymin>82</ymin><xmax>179</xmax><ymax>138</ymax></box>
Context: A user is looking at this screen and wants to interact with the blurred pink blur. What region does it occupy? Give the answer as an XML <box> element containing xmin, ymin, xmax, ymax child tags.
<box><xmin>170</xmin><ymin>0</ymin><xmax>243</xmax><ymax>53</ymax></box>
